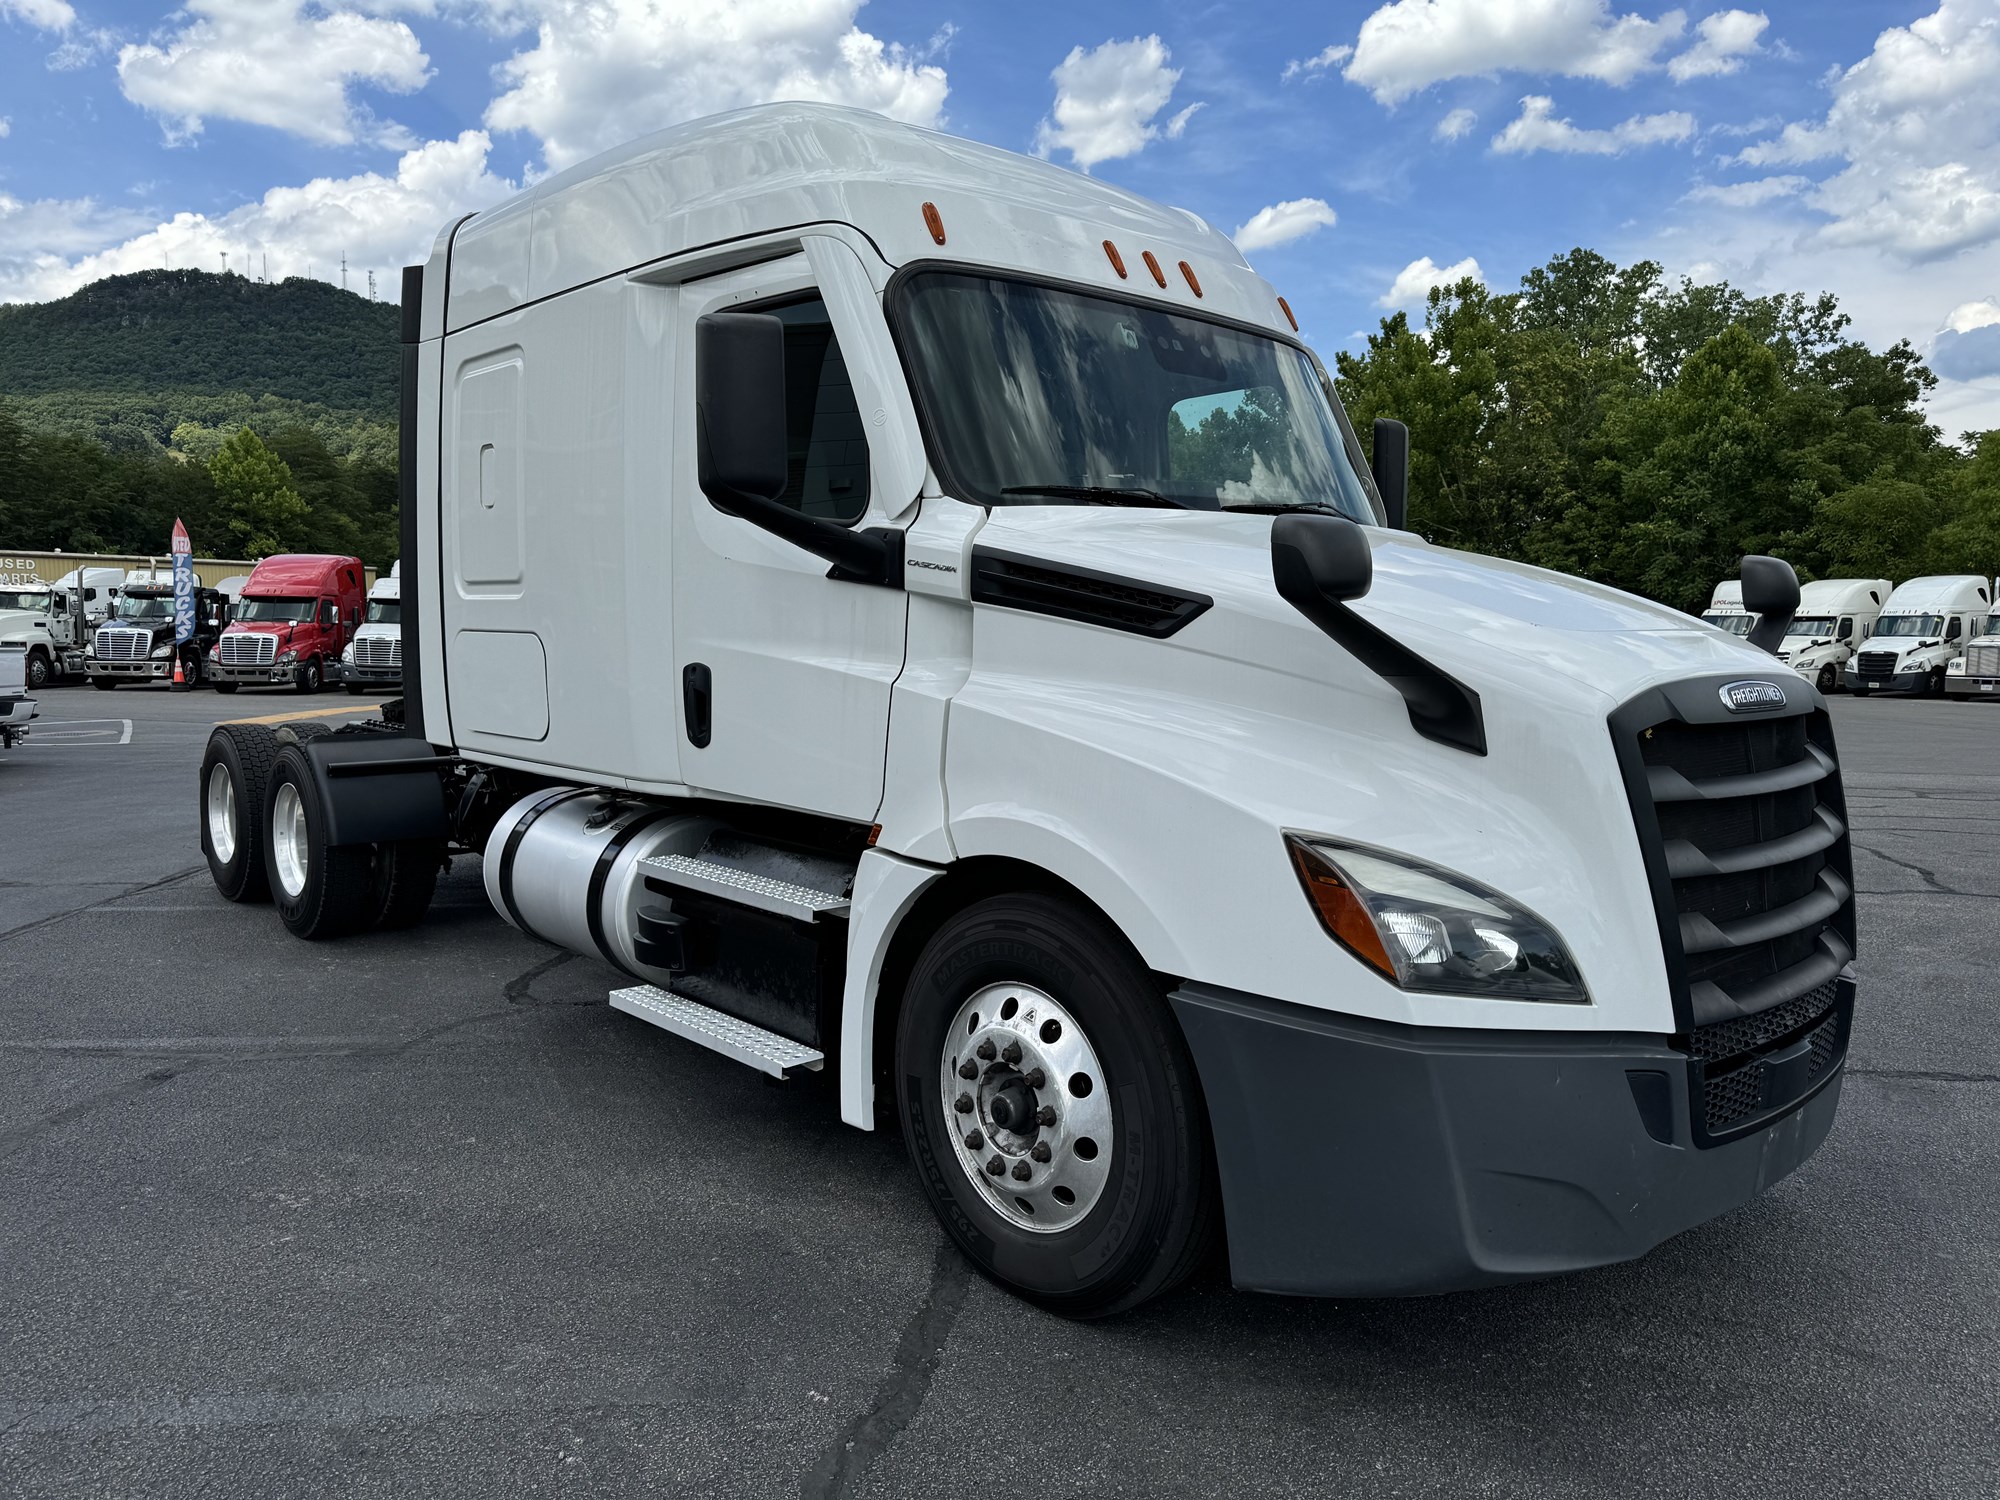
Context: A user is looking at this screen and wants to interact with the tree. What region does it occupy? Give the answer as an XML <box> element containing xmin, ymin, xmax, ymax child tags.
<box><xmin>208</xmin><ymin>426</ymin><xmax>309</xmax><ymax>557</ymax></box>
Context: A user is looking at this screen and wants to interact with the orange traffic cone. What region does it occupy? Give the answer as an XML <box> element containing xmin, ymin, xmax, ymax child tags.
<box><xmin>171</xmin><ymin>652</ymin><xmax>188</xmax><ymax>692</ymax></box>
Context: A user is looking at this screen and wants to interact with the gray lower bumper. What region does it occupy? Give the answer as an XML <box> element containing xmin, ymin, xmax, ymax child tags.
<box><xmin>1169</xmin><ymin>983</ymin><xmax>1841</xmax><ymax>1297</ymax></box>
<box><xmin>87</xmin><ymin>660</ymin><xmax>168</xmax><ymax>680</ymax></box>
<box><xmin>208</xmin><ymin>662</ymin><xmax>294</xmax><ymax>684</ymax></box>
<box><xmin>329</xmin><ymin>662</ymin><xmax>402</xmax><ymax>685</ymax></box>
<box><xmin>1843</xmin><ymin>666</ymin><xmax>1930</xmax><ymax>693</ymax></box>
<box><xmin>1944</xmin><ymin>673</ymin><xmax>1998</xmax><ymax>698</ymax></box>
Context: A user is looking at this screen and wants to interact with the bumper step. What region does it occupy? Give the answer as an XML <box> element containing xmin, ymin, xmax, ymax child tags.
<box><xmin>609</xmin><ymin>983</ymin><xmax>825</xmax><ymax>1078</ymax></box>
<box><xmin>637</xmin><ymin>853</ymin><xmax>850</xmax><ymax>922</ymax></box>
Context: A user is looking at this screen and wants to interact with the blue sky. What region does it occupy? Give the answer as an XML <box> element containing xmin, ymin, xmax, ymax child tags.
<box><xmin>3</xmin><ymin>0</ymin><xmax>1997</xmax><ymax>434</ymax></box>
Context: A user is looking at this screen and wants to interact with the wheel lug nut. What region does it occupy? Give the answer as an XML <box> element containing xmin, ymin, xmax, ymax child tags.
<box><xmin>1002</xmin><ymin>1041</ymin><xmax>1022</xmax><ymax>1065</ymax></box>
<box><xmin>975</xmin><ymin>1040</ymin><xmax>997</xmax><ymax>1061</ymax></box>
<box><xmin>1036</xmin><ymin>1106</ymin><xmax>1056</xmax><ymax>1127</ymax></box>
<box><xmin>958</xmin><ymin>1060</ymin><xmax>977</xmax><ymax>1080</ymax></box>
<box><xmin>965</xmin><ymin>1130</ymin><xmax>984</xmax><ymax>1150</ymax></box>
<box><xmin>1011</xmin><ymin>1161</ymin><xmax>1032</xmax><ymax>1182</ymax></box>
<box><xmin>986</xmin><ymin>1154</ymin><xmax>1006</xmax><ymax>1176</ymax></box>
<box><xmin>1024</xmin><ymin>1068</ymin><xmax>1046</xmax><ymax>1089</ymax></box>
<box><xmin>954</xmin><ymin>1093</ymin><xmax>973</xmax><ymax>1114</ymax></box>
<box><xmin>1030</xmin><ymin>1142</ymin><xmax>1051</xmax><ymax>1163</ymax></box>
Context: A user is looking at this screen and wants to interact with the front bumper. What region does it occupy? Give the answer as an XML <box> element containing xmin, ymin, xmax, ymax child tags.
<box><xmin>208</xmin><ymin>661</ymin><xmax>297</xmax><ymax>684</ymax></box>
<box><xmin>329</xmin><ymin>660</ymin><xmax>402</xmax><ymax>685</ymax></box>
<box><xmin>86</xmin><ymin>659</ymin><xmax>169</xmax><ymax>681</ymax></box>
<box><xmin>1843</xmin><ymin>664</ymin><xmax>1930</xmax><ymax>694</ymax></box>
<box><xmin>1944</xmin><ymin>671</ymin><xmax>1999</xmax><ymax>699</ymax></box>
<box><xmin>1169</xmin><ymin>983</ymin><xmax>1843</xmax><ymax>1297</ymax></box>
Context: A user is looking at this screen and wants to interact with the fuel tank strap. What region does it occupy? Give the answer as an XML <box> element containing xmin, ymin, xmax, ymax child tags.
<box><xmin>495</xmin><ymin>787</ymin><xmax>590</xmax><ymax>934</ymax></box>
<box><xmin>584</xmin><ymin>805</ymin><xmax>676</xmax><ymax>975</ymax></box>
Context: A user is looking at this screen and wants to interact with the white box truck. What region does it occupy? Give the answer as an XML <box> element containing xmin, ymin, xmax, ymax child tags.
<box><xmin>1774</xmin><ymin>578</ymin><xmax>1890</xmax><ymax>693</ymax></box>
<box><xmin>1845</xmin><ymin>575</ymin><xmax>1994</xmax><ymax>695</ymax></box>
<box><xmin>194</xmin><ymin>105</ymin><xmax>1858</xmax><ymax>1315</ymax></box>
<box><xmin>333</xmin><ymin>563</ymin><xmax>402</xmax><ymax>695</ymax></box>
<box><xmin>1944</xmin><ymin>585</ymin><xmax>2000</xmax><ymax>699</ymax></box>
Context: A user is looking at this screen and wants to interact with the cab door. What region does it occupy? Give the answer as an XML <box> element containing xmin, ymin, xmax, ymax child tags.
<box><xmin>669</xmin><ymin>244</ymin><xmax>923</xmax><ymax>822</ymax></box>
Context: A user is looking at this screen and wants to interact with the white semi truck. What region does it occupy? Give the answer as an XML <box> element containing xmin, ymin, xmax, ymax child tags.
<box><xmin>1944</xmin><ymin>587</ymin><xmax>2000</xmax><ymax>699</ymax></box>
<box><xmin>1774</xmin><ymin>578</ymin><xmax>1890</xmax><ymax>693</ymax></box>
<box><xmin>1701</xmin><ymin>580</ymin><xmax>1752</xmax><ymax>638</ymax></box>
<box><xmin>195</xmin><ymin>105</ymin><xmax>1857</xmax><ymax>1315</ymax></box>
<box><xmin>334</xmin><ymin>564</ymin><xmax>402</xmax><ymax>695</ymax></box>
<box><xmin>1844</xmin><ymin>575</ymin><xmax>1994</xmax><ymax>696</ymax></box>
<box><xmin>0</xmin><ymin>581</ymin><xmax>90</xmax><ymax>689</ymax></box>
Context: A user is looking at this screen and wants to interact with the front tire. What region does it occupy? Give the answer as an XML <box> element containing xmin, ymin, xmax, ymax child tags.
<box><xmin>214</xmin><ymin>682</ymin><xmax>239</xmax><ymax>695</ymax></box>
<box><xmin>895</xmin><ymin>892</ymin><xmax>1219</xmax><ymax>1318</ymax></box>
<box><xmin>265</xmin><ymin>745</ymin><xmax>374</xmax><ymax>939</ymax></box>
<box><xmin>199</xmin><ymin>724</ymin><xmax>280</xmax><ymax>903</ymax></box>
<box><xmin>295</xmin><ymin>657</ymin><xmax>322</xmax><ymax>695</ymax></box>
<box><xmin>91</xmin><ymin>676</ymin><xmax>117</xmax><ymax>691</ymax></box>
<box><xmin>1816</xmin><ymin>664</ymin><xmax>1837</xmax><ymax>693</ymax></box>
<box><xmin>26</xmin><ymin>651</ymin><xmax>50</xmax><ymax>690</ymax></box>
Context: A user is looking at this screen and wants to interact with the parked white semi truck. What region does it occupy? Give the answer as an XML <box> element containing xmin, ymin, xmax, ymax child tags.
<box><xmin>1774</xmin><ymin>578</ymin><xmax>1890</xmax><ymax>693</ymax></box>
<box><xmin>1702</xmin><ymin>580</ymin><xmax>1752</xmax><ymax>638</ymax></box>
<box><xmin>196</xmin><ymin>105</ymin><xmax>1857</xmax><ymax>1315</ymax></box>
<box><xmin>0</xmin><ymin>582</ymin><xmax>90</xmax><ymax>689</ymax></box>
<box><xmin>1845</xmin><ymin>575</ymin><xmax>1993</xmax><ymax>696</ymax></box>
<box><xmin>334</xmin><ymin>564</ymin><xmax>402</xmax><ymax>695</ymax></box>
<box><xmin>1944</xmin><ymin>588</ymin><xmax>2000</xmax><ymax>699</ymax></box>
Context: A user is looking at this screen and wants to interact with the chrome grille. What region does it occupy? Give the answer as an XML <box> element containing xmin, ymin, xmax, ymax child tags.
<box><xmin>220</xmin><ymin>633</ymin><xmax>277</xmax><ymax>666</ymax></box>
<box><xmin>353</xmin><ymin>636</ymin><xmax>402</xmax><ymax>668</ymax></box>
<box><xmin>95</xmin><ymin>628</ymin><xmax>149</xmax><ymax>662</ymax></box>
<box><xmin>1964</xmin><ymin>641</ymin><xmax>2000</xmax><ymax>676</ymax></box>
<box><xmin>1619</xmin><ymin>691</ymin><xmax>1855</xmax><ymax>1143</ymax></box>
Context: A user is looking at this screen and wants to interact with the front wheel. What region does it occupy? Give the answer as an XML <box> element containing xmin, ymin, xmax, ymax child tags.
<box><xmin>294</xmin><ymin>657</ymin><xmax>322</xmax><ymax>695</ymax></box>
<box><xmin>895</xmin><ymin>892</ymin><xmax>1220</xmax><ymax>1318</ymax></box>
<box><xmin>1816</xmin><ymin>664</ymin><xmax>1837</xmax><ymax>693</ymax></box>
<box><xmin>1929</xmin><ymin>668</ymin><xmax>1946</xmax><ymax>696</ymax></box>
<box><xmin>91</xmin><ymin>676</ymin><xmax>117</xmax><ymax>691</ymax></box>
<box><xmin>1853</xmin><ymin>685</ymin><xmax>1871</xmax><ymax>697</ymax></box>
<box><xmin>213</xmin><ymin>682</ymin><xmax>239</xmax><ymax>695</ymax></box>
<box><xmin>25</xmin><ymin>651</ymin><xmax>50</xmax><ymax>690</ymax></box>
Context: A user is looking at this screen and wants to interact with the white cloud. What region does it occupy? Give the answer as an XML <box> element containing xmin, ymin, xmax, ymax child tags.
<box><xmin>1345</xmin><ymin>0</ymin><xmax>1687</xmax><ymax>105</ymax></box>
<box><xmin>1283</xmin><ymin>43</ymin><xmax>1352</xmax><ymax>81</ymax></box>
<box><xmin>46</xmin><ymin>28</ymin><xmax>115</xmax><ymax>70</ymax></box>
<box><xmin>1233</xmin><ymin>198</ymin><xmax>1339</xmax><ymax>254</ymax></box>
<box><xmin>1733</xmin><ymin>0</ymin><xmax>2000</xmax><ymax>261</ymax></box>
<box><xmin>1435</xmin><ymin>106</ymin><xmax>1477</xmax><ymax>140</ymax></box>
<box><xmin>0</xmin><ymin>132</ymin><xmax>514</xmax><ymax>303</ymax></box>
<box><xmin>1944</xmin><ymin>298</ymin><xmax>2000</xmax><ymax>334</ymax></box>
<box><xmin>1035</xmin><ymin>34</ymin><xmax>1195</xmax><ymax>172</ymax></box>
<box><xmin>1667</xmin><ymin>9</ymin><xmax>1766</xmax><ymax>81</ymax></box>
<box><xmin>2</xmin><ymin>0</ymin><xmax>75</xmax><ymax>30</ymax></box>
<box><xmin>1685</xmin><ymin>173</ymin><xmax>1808</xmax><ymax>205</ymax></box>
<box><xmin>0</xmin><ymin>119</ymin><xmax>9</xmax><ymax>139</ymax></box>
<box><xmin>1491</xmin><ymin>93</ymin><xmax>1694</xmax><ymax>155</ymax></box>
<box><xmin>118</xmin><ymin>0</ymin><xmax>430</xmax><ymax>147</ymax></box>
<box><xmin>484</xmin><ymin>1</ymin><xmax>949</xmax><ymax>173</ymax></box>
<box><xmin>1929</xmin><ymin>301</ymin><xmax>2000</xmax><ymax>380</ymax></box>
<box><xmin>1379</xmin><ymin>254</ymin><xmax>1484</xmax><ymax>307</ymax></box>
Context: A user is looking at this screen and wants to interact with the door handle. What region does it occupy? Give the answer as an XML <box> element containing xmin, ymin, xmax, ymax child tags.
<box><xmin>682</xmin><ymin>662</ymin><xmax>712</xmax><ymax>748</ymax></box>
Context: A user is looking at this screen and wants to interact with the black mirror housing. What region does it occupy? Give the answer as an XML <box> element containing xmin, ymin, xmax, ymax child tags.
<box><xmin>696</xmin><ymin>312</ymin><xmax>789</xmax><ymax>508</ymax></box>
<box><xmin>1371</xmin><ymin>417</ymin><xmax>1410</xmax><ymax>531</ymax></box>
<box><xmin>1741</xmin><ymin>555</ymin><xmax>1800</xmax><ymax>656</ymax></box>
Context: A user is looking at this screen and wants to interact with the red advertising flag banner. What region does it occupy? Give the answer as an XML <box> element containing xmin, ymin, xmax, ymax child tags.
<box><xmin>171</xmin><ymin>518</ymin><xmax>192</xmax><ymax>556</ymax></box>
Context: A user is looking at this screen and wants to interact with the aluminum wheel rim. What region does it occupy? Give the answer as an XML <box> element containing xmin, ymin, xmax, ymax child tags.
<box><xmin>205</xmin><ymin>763</ymin><xmax>237</xmax><ymax>864</ymax></box>
<box><xmin>939</xmin><ymin>982</ymin><xmax>1114</xmax><ymax>1234</ymax></box>
<box><xmin>270</xmin><ymin>781</ymin><xmax>309</xmax><ymax>899</ymax></box>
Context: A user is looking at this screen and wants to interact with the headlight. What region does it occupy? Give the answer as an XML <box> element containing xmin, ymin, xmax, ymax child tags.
<box><xmin>1949</xmin><ymin>658</ymin><xmax>1966</xmax><ymax>673</ymax></box>
<box><xmin>1285</xmin><ymin>836</ymin><xmax>1588</xmax><ymax>1003</ymax></box>
<box><xmin>342</xmin><ymin>642</ymin><xmax>356</xmax><ymax>663</ymax></box>
<box><xmin>275</xmin><ymin>649</ymin><xmax>298</xmax><ymax>665</ymax></box>
<box><xmin>208</xmin><ymin>645</ymin><xmax>220</xmax><ymax>659</ymax></box>
<box><xmin>151</xmin><ymin>643</ymin><xmax>172</xmax><ymax>659</ymax></box>
<box><xmin>84</xmin><ymin>641</ymin><xmax>96</xmax><ymax>657</ymax></box>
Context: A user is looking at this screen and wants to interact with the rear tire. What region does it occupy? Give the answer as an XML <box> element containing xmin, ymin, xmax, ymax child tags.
<box><xmin>199</xmin><ymin>724</ymin><xmax>280</xmax><ymax>903</ymax></box>
<box><xmin>265</xmin><ymin>745</ymin><xmax>374</xmax><ymax>939</ymax></box>
<box><xmin>368</xmin><ymin>841</ymin><xmax>444</xmax><ymax>929</ymax></box>
<box><xmin>895</xmin><ymin>892</ymin><xmax>1220</xmax><ymax>1318</ymax></box>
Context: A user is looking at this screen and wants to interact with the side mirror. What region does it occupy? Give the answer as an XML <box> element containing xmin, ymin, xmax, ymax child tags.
<box><xmin>1371</xmin><ymin>417</ymin><xmax>1409</xmax><ymax>532</ymax></box>
<box><xmin>1741</xmin><ymin>555</ymin><xmax>1799</xmax><ymax>656</ymax></box>
<box><xmin>1271</xmin><ymin>512</ymin><xmax>1485</xmax><ymax>755</ymax></box>
<box><xmin>695</xmin><ymin>313</ymin><xmax>899</xmax><ymax>586</ymax></box>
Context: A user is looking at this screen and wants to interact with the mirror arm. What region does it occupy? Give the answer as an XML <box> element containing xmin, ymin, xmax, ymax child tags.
<box><xmin>704</xmin><ymin>483</ymin><xmax>904</xmax><ymax>588</ymax></box>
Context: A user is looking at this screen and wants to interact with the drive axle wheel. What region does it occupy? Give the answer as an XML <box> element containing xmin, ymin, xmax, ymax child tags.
<box><xmin>896</xmin><ymin>892</ymin><xmax>1219</xmax><ymax>1318</ymax></box>
<box><xmin>199</xmin><ymin>723</ymin><xmax>280</xmax><ymax>903</ymax></box>
<box><xmin>265</xmin><ymin>745</ymin><xmax>374</xmax><ymax>939</ymax></box>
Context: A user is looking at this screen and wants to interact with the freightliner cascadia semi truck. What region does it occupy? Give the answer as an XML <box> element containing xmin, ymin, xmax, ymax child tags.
<box><xmin>196</xmin><ymin>105</ymin><xmax>1857</xmax><ymax>1316</ymax></box>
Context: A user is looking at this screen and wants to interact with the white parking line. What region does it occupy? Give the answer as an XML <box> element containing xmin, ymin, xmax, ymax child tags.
<box><xmin>14</xmin><ymin>718</ymin><xmax>133</xmax><ymax>746</ymax></box>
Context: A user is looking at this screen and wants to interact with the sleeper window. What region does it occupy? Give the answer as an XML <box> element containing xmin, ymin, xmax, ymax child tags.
<box><xmin>765</xmin><ymin>298</ymin><xmax>870</xmax><ymax>525</ymax></box>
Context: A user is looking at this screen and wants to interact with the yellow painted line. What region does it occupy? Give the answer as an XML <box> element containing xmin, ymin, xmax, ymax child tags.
<box><xmin>221</xmin><ymin>702</ymin><xmax>383</xmax><ymax>726</ymax></box>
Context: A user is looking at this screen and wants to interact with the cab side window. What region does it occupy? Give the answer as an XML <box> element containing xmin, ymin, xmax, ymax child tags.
<box><xmin>766</xmin><ymin>298</ymin><xmax>870</xmax><ymax>525</ymax></box>
<box><xmin>1946</xmin><ymin>616</ymin><xmax>1962</xmax><ymax>642</ymax></box>
<box><xmin>320</xmin><ymin>600</ymin><xmax>337</xmax><ymax>627</ymax></box>
<box><xmin>1837</xmin><ymin>615</ymin><xmax>1853</xmax><ymax>642</ymax></box>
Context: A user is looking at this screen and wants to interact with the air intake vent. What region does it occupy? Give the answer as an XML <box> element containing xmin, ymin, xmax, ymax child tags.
<box><xmin>1612</xmin><ymin>680</ymin><xmax>1856</xmax><ymax>1146</ymax></box>
<box><xmin>969</xmin><ymin>548</ymin><xmax>1211</xmax><ymax>638</ymax></box>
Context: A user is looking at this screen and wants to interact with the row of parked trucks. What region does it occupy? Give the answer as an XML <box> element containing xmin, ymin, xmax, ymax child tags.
<box><xmin>0</xmin><ymin>557</ymin><xmax>402</xmax><ymax>696</ymax></box>
<box><xmin>1703</xmin><ymin>574</ymin><xmax>1999</xmax><ymax>699</ymax></box>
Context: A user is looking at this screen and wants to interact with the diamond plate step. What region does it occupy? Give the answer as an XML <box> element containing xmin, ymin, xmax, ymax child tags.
<box><xmin>638</xmin><ymin>853</ymin><xmax>850</xmax><ymax>922</ymax></box>
<box><xmin>609</xmin><ymin>984</ymin><xmax>825</xmax><ymax>1079</ymax></box>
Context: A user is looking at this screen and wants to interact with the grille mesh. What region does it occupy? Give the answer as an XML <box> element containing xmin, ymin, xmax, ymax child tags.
<box><xmin>1689</xmin><ymin>980</ymin><xmax>1839</xmax><ymax>1063</ymax></box>
<box><xmin>354</xmin><ymin>636</ymin><xmax>402</xmax><ymax>668</ymax></box>
<box><xmin>220</xmin><ymin>634</ymin><xmax>277</xmax><ymax>666</ymax></box>
<box><xmin>94</xmin><ymin>629</ymin><xmax>148</xmax><ymax>662</ymax></box>
<box><xmin>1856</xmin><ymin>650</ymin><xmax>1899</xmax><ymax>676</ymax></box>
<box><xmin>1964</xmin><ymin>641</ymin><xmax>2000</xmax><ymax>676</ymax></box>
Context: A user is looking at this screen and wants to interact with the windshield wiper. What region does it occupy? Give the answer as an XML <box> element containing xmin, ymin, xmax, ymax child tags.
<box><xmin>1217</xmin><ymin>501</ymin><xmax>1344</xmax><ymax>516</ymax></box>
<box><xmin>999</xmin><ymin>484</ymin><xmax>1191</xmax><ymax>510</ymax></box>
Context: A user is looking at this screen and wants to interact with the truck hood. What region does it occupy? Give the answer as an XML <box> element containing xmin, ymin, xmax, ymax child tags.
<box><xmin>973</xmin><ymin>508</ymin><xmax>1772</xmax><ymax>714</ymax></box>
<box><xmin>224</xmin><ymin>622</ymin><xmax>300</xmax><ymax>638</ymax></box>
<box><xmin>0</xmin><ymin>608</ymin><xmax>51</xmax><ymax>639</ymax></box>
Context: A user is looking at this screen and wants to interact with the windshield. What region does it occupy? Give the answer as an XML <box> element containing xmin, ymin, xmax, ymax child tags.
<box><xmin>365</xmin><ymin>600</ymin><xmax>401</xmax><ymax>625</ymax></box>
<box><xmin>1703</xmin><ymin>612</ymin><xmax>1754</xmax><ymax>636</ymax></box>
<box><xmin>1784</xmin><ymin>615</ymin><xmax>1838</xmax><ymax>637</ymax></box>
<box><xmin>0</xmin><ymin>589</ymin><xmax>50</xmax><ymax>612</ymax></box>
<box><xmin>1874</xmin><ymin>614</ymin><xmax>1942</xmax><ymax>638</ymax></box>
<box><xmin>113</xmin><ymin>595</ymin><xmax>172</xmax><ymax>620</ymax></box>
<box><xmin>892</xmin><ymin>270</ymin><xmax>1378</xmax><ymax>520</ymax></box>
<box><xmin>234</xmin><ymin>597</ymin><xmax>315</xmax><ymax>623</ymax></box>
<box><xmin>1982</xmin><ymin>615</ymin><xmax>2000</xmax><ymax>637</ymax></box>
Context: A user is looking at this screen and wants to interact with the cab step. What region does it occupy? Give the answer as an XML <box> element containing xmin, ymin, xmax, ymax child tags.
<box><xmin>609</xmin><ymin>983</ymin><xmax>825</xmax><ymax>1079</ymax></box>
<box><xmin>637</xmin><ymin>853</ymin><xmax>850</xmax><ymax>923</ymax></box>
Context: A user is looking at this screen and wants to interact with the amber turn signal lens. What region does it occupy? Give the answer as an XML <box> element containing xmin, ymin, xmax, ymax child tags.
<box><xmin>1178</xmin><ymin>261</ymin><xmax>1203</xmax><ymax>298</ymax></box>
<box><xmin>1287</xmin><ymin>839</ymin><xmax>1396</xmax><ymax>980</ymax></box>
<box><xmin>1141</xmin><ymin>251</ymin><xmax>1167</xmax><ymax>288</ymax></box>
<box><xmin>1278</xmin><ymin>296</ymin><xmax>1298</xmax><ymax>331</ymax></box>
<box><xmin>922</xmin><ymin>202</ymin><xmax>946</xmax><ymax>245</ymax></box>
<box><xmin>1103</xmin><ymin>239</ymin><xmax>1128</xmax><ymax>278</ymax></box>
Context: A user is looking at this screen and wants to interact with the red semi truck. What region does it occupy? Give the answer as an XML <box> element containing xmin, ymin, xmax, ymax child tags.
<box><xmin>207</xmin><ymin>554</ymin><xmax>366</xmax><ymax>694</ymax></box>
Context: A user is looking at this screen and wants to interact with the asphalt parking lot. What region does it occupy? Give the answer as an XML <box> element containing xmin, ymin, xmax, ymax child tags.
<box><xmin>1</xmin><ymin>683</ymin><xmax>1994</xmax><ymax>1498</ymax></box>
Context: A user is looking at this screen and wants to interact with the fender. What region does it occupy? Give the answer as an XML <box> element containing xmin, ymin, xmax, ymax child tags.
<box><xmin>299</xmin><ymin>733</ymin><xmax>452</xmax><ymax>847</ymax></box>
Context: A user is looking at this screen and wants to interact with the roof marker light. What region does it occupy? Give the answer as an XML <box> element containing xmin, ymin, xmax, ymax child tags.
<box><xmin>1278</xmin><ymin>296</ymin><xmax>1298</xmax><ymax>331</ymax></box>
<box><xmin>1141</xmin><ymin>251</ymin><xmax>1167</xmax><ymax>288</ymax></box>
<box><xmin>1179</xmin><ymin>261</ymin><xmax>1203</xmax><ymax>298</ymax></box>
<box><xmin>922</xmin><ymin>202</ymin><xmax>946</xmax><ymax>245</ymax></box>
<box><xmin>1103</xmin><ymin>240</ymin><xmax>1128</xmax><ymax>279</ymax></box>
